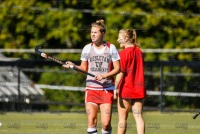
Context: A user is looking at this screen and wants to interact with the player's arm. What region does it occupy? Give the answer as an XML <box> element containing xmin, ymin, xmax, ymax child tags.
<box><xmin>114</xmin><ymin>71</ymin><xmax>124</xmax><ymax>99</ymax></box>
<box><xmin>115</xmin><ymin>72</ymin><xmax>124</xmax><ymax>89</ymax></box>
<box><xmin>77</xmin><ymin>61</ymin><xmax>88</xmax><ymax>72</ymax></box>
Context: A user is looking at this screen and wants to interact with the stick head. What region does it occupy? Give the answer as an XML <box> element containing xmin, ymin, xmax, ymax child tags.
<box><xmin>35</xmin><ymin>46</ymin><xmax>42</xmax><ymax>55</ymax></box>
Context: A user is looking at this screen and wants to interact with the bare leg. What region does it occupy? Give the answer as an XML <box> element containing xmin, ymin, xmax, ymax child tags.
<box><xmin>132</xmin><ymin>99</ymin><xmax>145</xmax><ymax>134</ymax></box>
<box><xmin>86</xmin><ymin>102</ymin><xmax>98</xmax><ymax>132</ymax></box>
<box><xmin>100</xmin><ymin>103</ymin><xmax>112</xmax><ymax>132</ymax></box>
<box><xmin>117</xmin><ymin>98</ymin><xmax>131</xmax><ymax>134</ymax></box>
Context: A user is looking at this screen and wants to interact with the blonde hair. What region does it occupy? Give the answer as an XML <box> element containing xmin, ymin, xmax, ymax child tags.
<box><xmin>119</xmin><ymin>29</ymin><xmax>140</xmax><ymax>47</ymax></box>
<box><xmin>91</xmin><ymin>19</ymin><xmax>106</xmax><ymax>33</ymax></box>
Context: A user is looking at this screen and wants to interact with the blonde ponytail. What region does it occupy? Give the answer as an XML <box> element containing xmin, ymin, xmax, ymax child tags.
<box><xmin>119</xmin><ymin>29</ymin><xmax>140</xmax><ymax>47</ymax></box>
<box><xmin>132</xmin><ymin>29</ymin><xmax>140</xmax><ymax>47</ymax></box>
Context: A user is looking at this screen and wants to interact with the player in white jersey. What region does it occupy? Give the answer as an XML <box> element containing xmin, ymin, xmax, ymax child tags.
<box><xmin>63</xmin><ymin>19</ymin><xmax>120</xmax><ymax>134</ymax></box>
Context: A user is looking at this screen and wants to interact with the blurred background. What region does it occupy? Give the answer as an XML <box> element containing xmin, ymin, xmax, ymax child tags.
<box><xmin>0</xmin><ymin>0</ymin><xmax>200</xmax><ymax>113</ymax></box>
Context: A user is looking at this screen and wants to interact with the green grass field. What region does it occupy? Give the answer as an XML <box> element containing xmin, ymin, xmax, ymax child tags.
<box><xmin>0</xmin><ymin>111</ymin><xmax>199</xmax><ymax>134</ymax></box>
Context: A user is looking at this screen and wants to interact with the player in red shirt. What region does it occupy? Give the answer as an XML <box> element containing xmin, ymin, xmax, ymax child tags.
<box><xmin>115</xmin><ymin>29</ymin><xmax>146</xmax><ymax>134</ymax></box>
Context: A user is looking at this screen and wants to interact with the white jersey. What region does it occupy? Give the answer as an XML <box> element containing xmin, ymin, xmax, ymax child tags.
<box><xmin>81</xmin><ymin>42</ymin><xmax>120</xmax><ymax>90</ymax></box>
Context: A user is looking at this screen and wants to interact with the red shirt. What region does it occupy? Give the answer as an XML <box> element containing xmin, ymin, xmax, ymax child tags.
<box><xmin>118</xmin><ymin>46</ymin><xmax>146</xmax><ymax>99</ymax></box>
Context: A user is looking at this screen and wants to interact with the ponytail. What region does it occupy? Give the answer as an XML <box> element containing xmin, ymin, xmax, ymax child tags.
<box><xmin>119</xmin><ymin>29</ymin><xmax>140</xmax><ymax>47</ymax></box>
<box><xmin>132</xmin><ymin>29</ymin><xmax>140</xmax><ymax>47</ymax></box>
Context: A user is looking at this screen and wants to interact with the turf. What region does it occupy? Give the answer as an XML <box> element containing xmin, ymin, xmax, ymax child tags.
<box><xmin>0</xmin><ymin>111</ymin><xmax>199</xmax><ymax>134</ymax></box>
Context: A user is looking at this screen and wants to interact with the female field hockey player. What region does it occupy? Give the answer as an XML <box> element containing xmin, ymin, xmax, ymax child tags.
<box><xmin>63</xmin><ymin>19</ymin><xmax>120</xmax><ymax>134</ymax></box>
<box><xmin>115</xmin><ymin>29</ymin><xmax>146</xmax><ymax>134</ymax></box>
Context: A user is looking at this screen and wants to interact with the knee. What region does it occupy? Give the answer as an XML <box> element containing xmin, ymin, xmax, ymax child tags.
<box><xmin>133</xmin><ymin>109</ymin><xmax>143</xmax><ymax>118</ymax></box>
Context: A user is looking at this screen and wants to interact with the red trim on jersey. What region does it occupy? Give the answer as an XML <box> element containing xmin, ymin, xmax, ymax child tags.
<box><xmin>107</xmin><ymin>42</ymin><xmax>110</xmax><ymax>48</ymax></box>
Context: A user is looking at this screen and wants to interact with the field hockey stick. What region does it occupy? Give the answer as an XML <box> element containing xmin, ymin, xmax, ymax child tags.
<box><xmin>35</xmin><ymin>46</ymin><xmax>95</xmax><ymax>77</ymax></box>
<box><xmin>193</xmin><ymin>111</ymin><xmax>200</xmax><ymax>119</ymax></box>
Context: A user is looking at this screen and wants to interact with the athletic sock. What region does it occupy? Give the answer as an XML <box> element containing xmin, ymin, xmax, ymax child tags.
<box><xmin>87</xmin><ymin>127</ymin><xmax>98</xmax><ymax>134</ymax></box>
<box><xmin>101</xmin><ymin>127</ymin><xmax>112</xmax><ymax>134</ymax></box>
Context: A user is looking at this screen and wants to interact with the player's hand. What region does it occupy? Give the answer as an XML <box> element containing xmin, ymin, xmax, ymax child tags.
<box><xmin>94</xmin><ymin>74</ymin><xmax>106</xmax><ymax>81</ymax></box>
<box><xmin>63</xmin><ymin>61</ymin><xmax>75</xmax><ymax>69</ymax></box>
<box><xmin>41</xmin><ymin>53</ymin><xmax>47</xmax><ymax>58</ymax></box>
<box><xmin>114</xmin><ymin>89</ymin><xmax>118</xmax><ymax>99</ymax></box>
